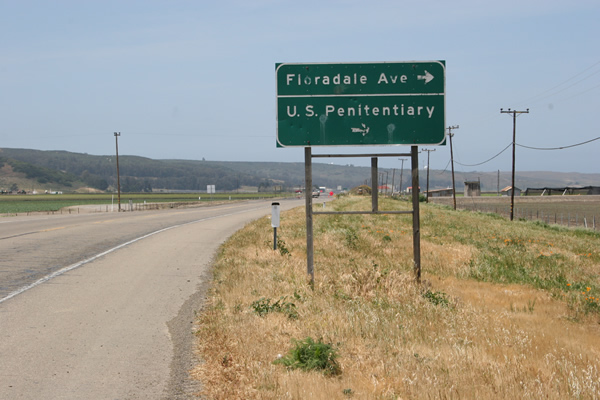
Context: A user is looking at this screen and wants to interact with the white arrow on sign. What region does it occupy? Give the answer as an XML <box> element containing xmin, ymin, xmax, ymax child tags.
<box><xmin>351</xmin><ymin>123</ymin><xmax>370</xmax><ymax>136</ymax></box>
<box><xmin>417</xmin><ymin>70</ymin><xmax>434</xmax><ymax>84</ymax></box>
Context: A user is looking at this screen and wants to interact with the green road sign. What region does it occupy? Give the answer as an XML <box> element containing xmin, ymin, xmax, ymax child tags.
<box><xmin>276</xmin><ymin>61</ymin><xmax>445</xmax><ymax>147</ymax></box>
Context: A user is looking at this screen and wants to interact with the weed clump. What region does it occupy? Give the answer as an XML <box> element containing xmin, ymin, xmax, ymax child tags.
<box><xmin>422</xmin><ymin>289</ymin><xmax>450</xmax><ymax>307</ymax></box>
<box><xmin>251</xmin><ymin>296</ymin><xmax>298</xmax><ymax>319</ymax></box>
<box><xmin>274</xmin><ymin>337</ymin><xmax>341</xmax><ymax>376</ymax></box>
<box><xmin>344</xmin><ymin>228</ymin><xmax>359</xmax><ymax>249</ymax></box>
<box><xmin>265</xmin><ymin>237</ymin><xmax>291</xmax><ymax>256</ymax></box>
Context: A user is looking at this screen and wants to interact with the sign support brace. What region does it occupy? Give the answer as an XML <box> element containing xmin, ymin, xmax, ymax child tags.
<box><xmin>304</xmin><ymin>148</ymin><xmax>422</xmax><ymax>286</ymax></box>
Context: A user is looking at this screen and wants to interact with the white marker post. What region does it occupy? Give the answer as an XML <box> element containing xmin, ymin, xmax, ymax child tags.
<box><xmin>271</xmin><ymin>202</ymin><xmax>280</xmax><ymax>250</ymax></box>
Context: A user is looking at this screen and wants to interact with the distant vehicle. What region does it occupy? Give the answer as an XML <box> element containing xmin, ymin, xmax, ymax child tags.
<box><xmin>312</xmin><ymin>189</ymin><xmax>320</xmax><ymax>198</ymax></box>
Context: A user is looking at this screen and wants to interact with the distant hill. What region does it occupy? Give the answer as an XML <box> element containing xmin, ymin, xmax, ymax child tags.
<box><xmin>0</xmin><ymin>155</ymin><xmax>86</xmax><ymax>193</ymax></box>
<box><xmin>1</xmin><ymin>148</ymin><xmax>598</xmax><ymax>193</ymax></box>
<box><xmin>0</xmin><ymin>148</ymin><xmax>373</xmax><ymax>193</ymax></box>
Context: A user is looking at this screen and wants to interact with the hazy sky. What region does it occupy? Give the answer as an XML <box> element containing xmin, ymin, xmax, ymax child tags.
<box><xmin>1</xmin><ymin>0</ymin><xmax>599</xmax><ymax>173</ymax></box>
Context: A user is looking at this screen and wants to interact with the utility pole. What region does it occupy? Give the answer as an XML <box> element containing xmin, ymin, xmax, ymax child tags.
<box><xmin>422</xmin><ymin>148</ymin><xmax>436</xmax><ymax>203</ymax></box>
<box><xmin>497</xmin><ymin>170</ymin><xmax>500</xmax><ymax>197</ymax></box>
<box><xmin>398</xmin><ymin>158</ymin><xmax>406</xmax><ymax>196</ymax></box>
<box><xmin>384</xmin><ymin>170</ymin><xmax>389</xmax><ymax>196</ymax></box>
<box><xmin>114</xmin><ymin>132</ymin><xmax>122</xmax><ymax>212</ymax></box>
<box><xmin>447</xmin><ymin>125</ymin><xmax>459</xmax><ymax>210</ymax></box>
<box><xmin>501</xmin><ymin>108</ymin><xmax>529</xmax><ymax>221</ymax></box>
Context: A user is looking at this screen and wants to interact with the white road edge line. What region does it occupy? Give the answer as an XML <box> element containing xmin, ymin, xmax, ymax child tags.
<box><xmin>0</xmin><ymin>207</ymin><xmax>265</xmax><ymax>305</ymax></box>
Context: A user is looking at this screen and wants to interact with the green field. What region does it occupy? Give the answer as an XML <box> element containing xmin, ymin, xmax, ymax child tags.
<box><xmin>0</xmin><ymin>192</ymin><xmax>292</xmax><ymax>214</ymax></box>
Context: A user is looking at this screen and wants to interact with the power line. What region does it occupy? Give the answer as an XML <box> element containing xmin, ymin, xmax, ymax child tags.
<box><xmin>535</xmin><ymin>69</ymin><xmax>600</xmax><ymax>102</ymax></box>
<box><xmin>553</xmin><ymin>82</ymin><xmax>600</xmax><ymax>104</ymax></box>
<box><xmin>442</xmin><ymin>134</ymin><xmax>599</xmax><ymax>169</ymax></box>
<box><xmin>437</xmin><ymin>159</ymin><xmax>451</xmax><ymax>174</ymax></box>
<box><xmin>455</xmin><ymin>142</ymin><xmax>513</xmax><ymax>167</ymax></box>
<box><xmin>437</xmin><ymin>62</ymin><xmax>600</xmax><ymax>171</ymax></box>
<box><xmin>517</xmin><ymin>135</ymin><xmax>600</xmax><ymax>150</ymax></box>
<box><xmin>437</xmin><ymin>134</ymin><xmax>599</xmax><ymax>170</ymax></box>
<box><xmin>515</xmin><ymin>60</ymin><xmax>600</xmax><ymax>106</ymax></box>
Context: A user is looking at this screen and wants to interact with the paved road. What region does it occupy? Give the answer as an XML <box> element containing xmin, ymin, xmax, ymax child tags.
<box><xmin>0</xmin><ymin>199</ymin><xmax>305</xmax><ymax>399</ymax></box>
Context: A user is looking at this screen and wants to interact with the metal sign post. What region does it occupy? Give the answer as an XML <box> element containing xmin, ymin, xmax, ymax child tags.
<box><xmin>304</xmin><ymin>147</ymin><xmax>314</xmax><ymax>285</ymax></box>
<box><xmin>411</xmin><ymin>146</ymin><xmax>421</xmax><ymax>283</ymax></box>
<box><xmin>304</xmin><ymin>150</ymin><xmax>420</xmax><ymax>283</ymax></box>
<box><xmin>371</xmin><ymin>157</ymin><xmax>378</xmax><ymax>212</ymax></box>
<box><xmin>271</xmin><ymin>202</ymin><xmax>280</xmax><ymax>250</ymax></box>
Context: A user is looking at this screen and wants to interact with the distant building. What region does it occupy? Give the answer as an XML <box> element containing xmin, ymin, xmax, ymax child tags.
<box><xmin>464</xmin><ymin>181</ymin><xmax>481</xmax><ymax>197</ymax></box>
<box><xmin>426</xmin><ymin>188</ymin><xmax>454</xmax><ymax>197</ymax></box>
<box><xmin>524</xmin><ymin>186</ymin><xmax>600</xmax><ymax>196</ymax></box>
<box><xmin>501</xmin><ymin>186</ymin><xmax>521</xmax><ymax>197</ymax></box>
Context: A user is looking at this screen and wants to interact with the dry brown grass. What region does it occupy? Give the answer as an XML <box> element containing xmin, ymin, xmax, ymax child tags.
<box><xmin>191</xmin><ymin>196</ymin><xmax>600</xmax><ymax>399</ymax></box>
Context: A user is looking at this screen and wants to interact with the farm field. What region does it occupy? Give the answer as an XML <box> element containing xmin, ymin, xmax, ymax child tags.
<box><xmin>430</xmin><ymin>195</ymin><xmax>600</xmax><ymax>230</ymax></box>
<box><xmin>193</xmin><ymin>195</ymin><xmax>600</xmax><ymax>399</ymax></box>
<box><xmin>0</xmin><ymin>192</ymin><xmax>292</xmax><ymax>214</ymax></box>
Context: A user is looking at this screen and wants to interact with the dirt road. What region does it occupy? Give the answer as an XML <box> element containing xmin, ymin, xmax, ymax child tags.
<box><xmin>0</xmin><ymin>199</ymin><xmax>304</xmax><ymax>399</ymax></box>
